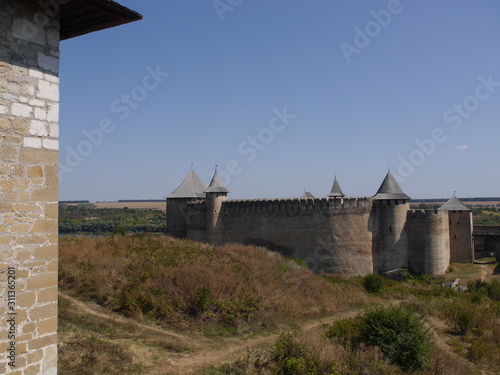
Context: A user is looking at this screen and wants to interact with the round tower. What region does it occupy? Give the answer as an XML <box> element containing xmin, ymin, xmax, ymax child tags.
<box><xmin>407</xmin><ymin>210</ymin><xmax>450</xmax><ymax>275</ymax></box>
<box><xmin>372</xmin><ymin>171</ymin><xmax>410</xmax><ymax>273</ymax></box>
<box><xmin>204</xmin><ymin>168</ymin><xmax>229</xmax><ymax>243</ymax></box>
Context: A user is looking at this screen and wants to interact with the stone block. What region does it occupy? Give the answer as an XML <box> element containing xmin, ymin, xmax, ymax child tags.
<box><xmin>24</xmin><ymin>137</ymin><xmax>42</xmax><ymax>148</ymax></box>
<box><xmin>32</xmin><ymin>220</ymin><xmax>57</xmax><ymax>233</ymax></box>
<box><xmin>0</xmin><ymin>202</ymin><xmax>12</xmax><ymax>213</ymax></box>
<box><xmin>34</xmin><ymin>107</ymin><xmax>46</xmax><ymax>120</ymax></box>
<box><xmin>28</xmin><ymin>165</ymin><xmax>43</xmax><ymax>177</ymax></box>
<box><xmin>28</xmin><ymin>333</ymin><xmax>57</xmax><ymax>351</ymax></box>
<box><xmin>38</xmin><ymin>53</ymin><xmax>59</xmax><ymax>74</ymax></box>
<box><xmin>42</xmin><ymin>138</ymin><xmax>58</xmax><ymax>150</ymax></box>
<box><xmin>24</xmin><ymin>364</ymin><xmax>41</xmax><ymax>375</ymax></box>
<box><xmin>12</xmin><ymin>117</ymin><xmax>29</xmax><ymax>135</ymax></box>
<box><xmin>38</xmin><ymin>317</ymin><xmax>58</xmax><ymax>337</ymax></box>
<box><xmin>31</xmin><ymin>188</ymin><xmax>57</xmax><ymax>202</ymax></box>
<box><xmin>15</xmin><ymin>236</ymin><xmax>45</xmax><ymax>245</ymax></box>
<box><xmin>27</xmin><ymin>272</ymin><xmax>57</xmax><ymax>290</ymax></box>
<box><xmin>0</xmin><ymin>145</ymin><xmax>18</xmax><ymax>162</ymax></box>
<box><xmin>17</xmin><ymin>291</ymin><xmax>36</xmax><ymax>307</ymax></box>
<box><xmin>12</xmin><ymin>18</ymin><xmax>46</xmax><ymax>45</ymax></box>
<box><xmin>30</xmin><ymin>302</ymin><xmax>57</xmax><ymax>321</ymax></box>
<box><xmin>5</xmin><ymin>135</ymin><xmax>22</xmax><ymax>145</ymax></box>
<box><xmin>29</xmin><ymin>119</ymin><xmax>48</xmax><ymax>136</ymax></box>
<box><xmin>0</xmin><ymin>178</ymin><xmax>16</xmax><ymax>191</ymax></box>
<box><xmin>11</xmin><ymin>103</ymin><xmax>32</xmax><ymax>117</ymax></box>
<box><xmin>46</xmin><ymin>103</ymin><xmax>58</xmax><ymax>122</ymax></box>
<box><xmin>45</xmin><ymin>203</ymin><xmax>57</xmax><ymax>219</ymax></box>
<box><xmin>37</xmin><ymin>286</ymin><xmax>57</xmax><ymax>304</ymax></box>
<box><xmin>0</xmin><ymin>117</ymin><xmax>10</xmax><ymax>130</ymax></box>
<box><xmin>37</xmin><ymin>80</ymin><xmax>58</xmax><ymax>101</ymax></box>
<box><xmin>10</xmin><ymin>223</ymin><xmax>31</xmax><ymax>233</ymax></box>
<box><xmin>44</xmin><ymin>165</ymin><xmax>57</xmax><ymax>188</ymax></box>
<box><xmin>21</xmin><ymin>148</ymin><xmax>57</xmax><ymax>164</ymax></box>
<box><xmin>34</xmin><ymin>245</ymin><xmax>57</xmax><ymax>259</ymax></box>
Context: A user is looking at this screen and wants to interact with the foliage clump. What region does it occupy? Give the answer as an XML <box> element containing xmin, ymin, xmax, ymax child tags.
<box><xmin>363</xmin><ymin>273</ymin><xmax>384</xmax><ymax>294</ymax></box>
<box><xmin>362</xmin><ymin>306</ymin><xmax>431</xmax><ymax>372</ymax></box>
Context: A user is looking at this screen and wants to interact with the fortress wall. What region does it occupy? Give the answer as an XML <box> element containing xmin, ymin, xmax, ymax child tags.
<box><xmin>372</xmin><ymin>200</ymin><xmax>410</xmax><ymax>273</ymax></box>
<box><xmin>209</xmin><ymin>197</ymin><xmax>374</xmax><ymax>275</ymax></box>
<box><xmin>407</xmin><ymin>210</ymin><xmax>450</xmax><ymax>275</ymax></box>
<box><xmin>448</xmin><ymin>210</ymin><xmax>474</xmax><ymax>263</ymax></box>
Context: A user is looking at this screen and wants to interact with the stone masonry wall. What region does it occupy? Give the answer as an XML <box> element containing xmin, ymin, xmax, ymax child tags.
<box><xmin>449</xmin><ymin>210</ymin><xmax>474</xmax><ymax>263</ymax></box>
<box><xmin>1</xmin><ymin>1</ymin><xmax>59</xmax><ymax>374</ymax></box>
<box><xmin>208</xmin><ymin>197</ymin><xmax>374</xmax><ymax>275</ymax></box>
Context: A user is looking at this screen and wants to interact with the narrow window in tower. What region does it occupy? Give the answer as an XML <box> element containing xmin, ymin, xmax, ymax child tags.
<box><xmin>389</xmin><ymin>226</ymin><xmax>392</xmax><ymax>232</ymax></box>
<box><xmin>457</xmin><ymin>221</ymin><xmax>460</xmax><ymax>225</ymax></box>
<box><xmin>454</xmin><ymin>234</ymin><xmax>457</xmax><ymax>239</ymax></box>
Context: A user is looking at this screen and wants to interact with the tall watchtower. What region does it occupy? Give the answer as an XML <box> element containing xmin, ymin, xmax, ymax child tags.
<box><xmin>438</xmin><ymin>194</ymin><xmax>474</xmax><ymax>263</ymax></box>
<box><xmin>372</xmin><ymin>171</ymin><xmax>411</xmax><ymax>272</ymax></box>
<box><xmin>166</xmin><ymin>168</ymin><xmax>206</xmax><ymax>238</ymax></box>
<box><xmin>205</xmin><ymin>168</ymin><xmax>229</xmax><ymax>242</ymax></box>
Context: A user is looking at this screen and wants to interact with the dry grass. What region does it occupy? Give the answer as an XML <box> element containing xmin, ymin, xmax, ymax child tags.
<box><xmin>58</xmin><ymin>294</ymin><xmax>191</xmax><ymax>374</ymax></box>
<box><xmin>59</xmin><ymin>234</ymin><xmax>367</xmax><ymax>331</ymax></box>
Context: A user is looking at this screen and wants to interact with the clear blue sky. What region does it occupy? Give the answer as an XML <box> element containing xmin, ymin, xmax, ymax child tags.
<box><xmin>58</xmin><ymin>1</ymin><xmax>500</xmax><ymax>201</ymax></box>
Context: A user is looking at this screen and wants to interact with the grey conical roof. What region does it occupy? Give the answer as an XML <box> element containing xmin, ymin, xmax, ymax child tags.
<box><xmin>300</xmin><ymin>191</ymin><xmax>315</xmax><ymax>199</ymax></box>
<box><xmin>373</xmin><ymin>171</ymin><xmax>410</xmax><ymax>200</ymax></box>
<box><xmin>438</xmin><ymin>194</ymin><xmax>470</xmax><ymax>211</ymax></box>
<box><xmin>204</xmin><ymin>171</ymin><xmax>229</xmax><ymax>194</ymax></box>
<box><xmin>167</xmin><ymin>169</ymin><xmax>206</xmax><ymax>198</ymax></box>
<box><xmin>328</xmin><ymin>176</ymin><xmax>345</xmax><ymax>198</ymax></box>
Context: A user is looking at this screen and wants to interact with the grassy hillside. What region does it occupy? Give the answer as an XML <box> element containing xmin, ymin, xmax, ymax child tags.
<box><xmin>59</xmin><ymin>234</ymin><xmax>368</xmax><ymax>328</ymax></box>
<box><xmin>58</xmin><ymin>235</ymin><xmax>500</xmax><ymax>374</ymax></box>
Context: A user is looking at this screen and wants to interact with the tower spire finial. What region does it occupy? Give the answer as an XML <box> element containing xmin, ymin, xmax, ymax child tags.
<box><xmin>191</xmin><ymin>163</ymin><xmax>193</xmax><ymax>170</ymax></box>
<box><xmin>215</xmin><ymin>164</ymin><xmax>218</xmax><ymax>173</ymax></box>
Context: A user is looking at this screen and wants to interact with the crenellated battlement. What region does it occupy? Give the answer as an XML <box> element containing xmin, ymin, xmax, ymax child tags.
<box><xmin>220</xmin><ymin>196</ymin><xmax>372</xmax><ymax>214</ymax></box>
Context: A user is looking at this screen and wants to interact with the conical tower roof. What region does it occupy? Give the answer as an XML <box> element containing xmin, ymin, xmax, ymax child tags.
<box><xmin>300</xmin><ymin>190</ymin><xmax>315</xmax><ymax>199</ymax></box>
<box><xmin>167</xmin><ymin>169</ymin><xmax>206</xmax><ymax>199</ymax></box>
<box><xmin>328</xmin><ymin>175</ymin><xmax>345</xmax><ymax>198</ymax></box>
<box><xmin>204</xmin><ymin>170</ymin><xmax>229</xmax><ymax>194</ymax></box>
<box><xmin>438</xmin><ymin>194</ymin><xmax>470</xmax><ymax>211</ymax></box>
<box><xmin>373</xmin><ymin>171</ymin><xmax>410</xmax><ymax>200</ymax></box>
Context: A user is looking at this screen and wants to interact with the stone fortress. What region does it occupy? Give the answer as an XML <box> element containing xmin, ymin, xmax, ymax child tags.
<box><xmin>166</xmin><ymin>168</ymin><xmax>474</xmax><ymax>276</ymax></box>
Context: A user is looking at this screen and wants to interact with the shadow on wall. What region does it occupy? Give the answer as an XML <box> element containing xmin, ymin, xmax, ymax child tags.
<box><xmin>242</xmin><ymin>238</ymin><xmax>295</xmax><ymax>258</ymax></box>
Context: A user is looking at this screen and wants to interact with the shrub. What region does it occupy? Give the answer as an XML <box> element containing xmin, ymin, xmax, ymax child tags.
<box><xmin>362</xmin><ymin>305</ymin><xmax>430</xmax><ymax>372</ymax></box>
<box><xmin>270</xmin><ymin>330</ymin><xmax>321</xmax><ymax>375</ymax></box>
<box><xmin>196</xmin><ymin>286</ymin><xmax>211</xmax><ymax>313</ymax></box>
<box><xmin>363</xmin><ymin>273</ymin><xmax>384</xmax><ymax>294</ymax></box>
<box><xmin>325</xmin><ymin>317</ymin><xmax>364</xmax><ymax>348</ymax></box>
<box><xmin>488</xmin><ymin>280</ymin><xmax>500</xmax><ymax>301</ymax></box>
<box><xmin>457</xmin><ymin>310</ymin><xmax>472</xmax><ymax>335</ymax></box>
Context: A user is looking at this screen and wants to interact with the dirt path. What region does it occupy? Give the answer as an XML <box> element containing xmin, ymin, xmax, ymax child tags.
<box><xmin>164</xmin><ymin>310</ymin><xmax>361</xmax><ymax>375</ymax></box>
<box><xmin>59</xmin><ymin>292</ymin><xmax>193</xmax><ymax>346</ymax></box>
<box><xmin>60</xmin><ymin>293</ymin><xmax>485</xmax><ymax>375</ymax></box>
<box><xmin>60</xmin><ymin>292</ymin><xmax>361</xmax><ymax>374</ymax></box>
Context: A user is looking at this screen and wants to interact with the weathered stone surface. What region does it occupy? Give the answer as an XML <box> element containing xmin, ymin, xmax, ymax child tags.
<box><xmin>2</xmin><ymin>1</ymin><xmax>61</xmax><ymax>373</ymax></box>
